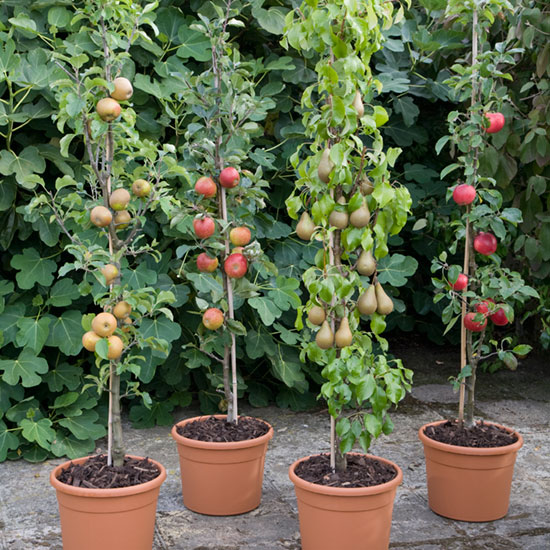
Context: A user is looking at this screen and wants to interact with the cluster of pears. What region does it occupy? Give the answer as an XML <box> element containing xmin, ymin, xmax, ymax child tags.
<box><xmin>307</xmin><ymin>306</ymin><xmax>354</xmax><ymax>349</ymax></box>
<box><xmin>296</xmin><ymin>196</ymin><xmax>371</xmax><ymax>240</ymax></box>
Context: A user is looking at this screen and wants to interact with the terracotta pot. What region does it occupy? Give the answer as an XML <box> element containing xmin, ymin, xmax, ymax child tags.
<box><xmin>50</xmin><ymin>455</ymin><xmax>166</xmax><ymax>550</ymax></box>
<box><xmin>171</xmin><ymin>415</ymin><xmax>273</xmax><ymax>516</ymax></box>
<box><xmin>418</xmin><ymin>420</ymin><xmax>523</xmax><ymax>522</ymax></box>
<box><xmin>288</xmin><ymin>453</ymin><xmax>403</xmax><ymax>550</ymax></box>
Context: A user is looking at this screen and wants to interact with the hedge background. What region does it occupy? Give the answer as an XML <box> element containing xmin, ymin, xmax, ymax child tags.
<box><xmin>0</xmin><ymin>0</ymin><xmax>548</xmax><ymax>461</ymax></box>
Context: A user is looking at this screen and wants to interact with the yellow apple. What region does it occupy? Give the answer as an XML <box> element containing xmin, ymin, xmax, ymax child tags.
<box><xmin>96</xmin><ymin>97</ymin><xmax>121</xmax><ymax>122</ymax></box>
<box><xmin>107</xmin><ymin>335</ymin><xmax>124</xmax><ymax>360</ymax></box>
<box><xmin>113</xmin><ymin>301</ymin><xmax>131</xmax><ymax>319</ymax></box>
<box><xmin>91</xmin><ymin>312</ymin><xmax>117</xmax><ymax>337</ymax></box>
<box><xmin>82</xmin><ymin>331</ymin><xmax>101</xmax><ymax>352</ymax></box>
<box><xmin>90</xmin><ymin>206</ymin><xmax>112</xmax><ymax>228</ymax></box>
<box><xmin>110</xmin><ymin>77</ymin><xmax>133</xmax><ymax>101</ymax></box>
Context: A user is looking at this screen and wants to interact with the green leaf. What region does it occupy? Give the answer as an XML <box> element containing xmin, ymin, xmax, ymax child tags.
<box><xmin>46</xmin><ymin>310</ymin><xmax>83</xmax><ymax>356</ymax></box>
<box><xmin>376</xmin><ymin>254</ymin><xmax>419</xmax><ymax>287</ymax></box>
<box><xmin>267</xmin><ymin>277</ymin><xmax>301</xmax><ymax>310</ymax></box>
<box><xmin>48</xmin><ymin>7</ymin><xmax>72</xmax><ymax>27</ymax></box>
<box><xmin>10</xmin><ymin>248</ymin><xmax>57</xmax><ymax>290</ymax></box>
<box><xmin>0</xmin><ymin>420</ymin><xmax>19</xmax><ymax>461</ymax></box>
<box><xmin>0</xmin><ymin>147</ymin><xmax>46</xmax><ymax>188</ymax></box>
<box><xmin>0</xmin><ymin>40</ymin><xmax>19</xmax><ymax>74</ymax></box>
<box><xmin>187</xmin><ymin>273</ymin><xmax>224</xmax><ymax>302</ymax></box>
<box><xmin>0</xmin><ymin>178</ymin><xmax>16</xmax><ymax>211</ymax></box>
<box><xmin>0</xmin><ymin>380</ymin><xmax>24</xmax><ymax>413</ymax></box>
<box><xmin>176</xmin><ymin>26</ymin><xmax>211</xmax><ymax>61</ymax></box>
<box><xmin>15</xmin><ymin>316</ymin><xmax>52</xmax><ymax>354</ymax></box>
<box><xmin>140</xmin><ymin>316</ymin><xmax>182</xmax><ymax>343</ymax></box>
<box><xmin>58</xmin><ymin>409</ymin><xmax>106</xmax><ymax>441</ymax></box>
<box><xmin>246</xmin><ymin>329</ymin><xmax>277</xmax><ymax>359</ymax></box>
<box><xmin>129</xmin><ymin>400</ymin><xmax>176</xmax><ymax>429</ymax></box>
<box><xmin>252</xmin><ymin>6</ymin><xmax>289</xmax><ymax>35</ymax></box>
<box><xmin>20</xmin><ymin>418</ymin><xmax>55</xmax><ymax>449</ymax></box>
<box><xmin>248</xmin><ymin>297</ymin><xmax>282</xmax><ymax>326</ymax></box>
<box><xmin>269</xmin><ymin>349</ymin><xmax>305</xmax><ymax>387</ymax></box>
<box><xmin>44</xmin><ymin>363</ymin><xmax>83</xmax><ymax>392</ymax></box>
<box><xmin>51</xmin><ymin>432</ymin><xmax>95</xmax><ymax>459</ymax></box>
<box><xmin>0</xmin><ymin>303</ymin><xmax>26</xmax><ymax>345</ymax></box>
<box><xmin>0</xmin><ymin>348</ymin><xmax>48</xmax><ymax>387</ymax></box>
<box><xmin>125</xmin><ymin>264</ymin><xmax>158</xmax><ymax>290</ymax></box>
<box><xmin>47</xmin><ymin>278</ymin><xmax>80</xmax><ymax>307</ymax></box>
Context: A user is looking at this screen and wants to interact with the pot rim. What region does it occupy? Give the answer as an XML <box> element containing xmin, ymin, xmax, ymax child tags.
<box><xmin>50</xmin><ymin>454</ymin><xmax>167</xmax><ymax>498</ymax></box>
<box><xmin>171</xmin><ymin>414</ymin><xmax>274</xmax><ymax>450</ymax></box>
<box><xmin>418</xmin><ymin>419</ymin><xmax>523</xmax><ymax>456</ymax></box>
<box><xmin>288</xmin><ymin>452</ymin><xmax>403</xmax><ymax>497</ymax></box>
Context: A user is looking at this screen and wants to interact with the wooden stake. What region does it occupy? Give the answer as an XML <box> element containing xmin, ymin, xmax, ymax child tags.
<box><xmin>459</xmin><ymin>8</ymin><xmax>479</xmax><ymax>425</ymax></box>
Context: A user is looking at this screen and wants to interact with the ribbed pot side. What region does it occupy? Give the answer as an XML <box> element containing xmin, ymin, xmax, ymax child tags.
<box><xmin>288</xmin><ymin>453</ymin><xmax>403</xmax><ymax>550</ymax></box>
<box><xmin>171</xmin><ymin>415</ymin><xmax>273</xmax><ymax>516</ymax></box>
<box><xmin>50</xmin><ymin>455</ymin><xmax>166</xmax><ymax>550</ymax></box>
<box><xmin>418</xmin><ymin>420</ymin><xmax>523</xmax><ymax>522</ymax></box>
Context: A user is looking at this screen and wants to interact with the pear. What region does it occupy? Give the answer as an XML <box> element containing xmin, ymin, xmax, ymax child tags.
<box><xmin>352</xmin><ymin>90</ymin><xmax>364</xmax><ymax>118</ymax></box>
<box><xmin>335</xmin><ymin>317</ymin><xmax>353</xmax><ymax>348</ymax></box>
<box><xmin>296</xmin><ymin>211</ymin><xmax>316</xmax><ymax>240</ymax></box>
<box><xmin>329</xmin><ymin>208</ymin><xmax>349</xmax><ymax>229</ymax></box>
<box><xmin>360</xmin><ymin>176</ymin><xmax>374</xmax><ymax>196</ymax></box>
<box><xmin>350</xmin><ymin>202</ymin><xmax>370</xmax><ymax>228</ymax></box>
<box><xmin>375</xmin><ymin>282</ymin><xmax>394</xmax><ymax>315</ymax></box>
<box><xmin>356</xmin><ymin>249</ymin><xmax>376</xmax><ymax>276</ymax></box>
<box><xmin>308</xmin><ymin>306</ymin><xmax>326</xmax><ymax>326</ymax></box>
<box><xmin>318</xmin><ymin>148</ymin><xmax>334</xmax><ymax>183</ymax></box>
<box><xmin>357</xmin><ymin>285</ymin><xmax>377</xmax><ymax>315</ymax></box>
<box><xmin>315</xmin><ymin>320</ymin><xmax>334</xmax><ymax>349</ymax></box>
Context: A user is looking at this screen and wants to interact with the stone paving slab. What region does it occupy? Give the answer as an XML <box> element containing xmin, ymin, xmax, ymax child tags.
<box><xmin>1</xmin><ymin>346</ymin><xmax>549</xmax><ymax>550</ymax></box>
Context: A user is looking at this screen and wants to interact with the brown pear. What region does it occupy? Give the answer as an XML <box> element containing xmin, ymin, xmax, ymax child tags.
<box><xmin>356</xmin><ymin>249</ymin><xmax>376</xmax><ymax>276</ymax></box>
<box><xmin>308</xmin><ymin>306</ymin><xmax>326</xmax><ymax>326</ymax></box>
<box><xmin>335</xmin><ymin>317</ymin><xmax>353</xmax><ymax>348</ymax></box>
<box><xmin>315</xmin><ymin>320</ymin><xmax>334</xmax><ymax>350</ymax></box>
<box><xmin>329</xmin><ymin>208</ymin><xmax>349</xmax><ymax>229</ymax></box>
<box><xmin>375</xmin><ymin>282</ymin><xmax>394</xmax><ymax>315</ymax></box>
<box><xmin>360</xmin><ymin>176</ymin><xmax>374</xmax><ymax>196</ymax></box>
<box><xmin>296</xmin><ymin>211</ymin><xmax>316</xmax><ymax>241</ymax></box>
<box><xmin>357</xmin><ymin>285</ymin><xmax>377</xmax><ymax>315</ymax></box>
<box><xmin>350</xmin><ymin>202</ymin><xmax>370</xmax><ymax>228</ymax></box>
<box><xmin>352</xmin><ymin>90</ymin><xmax>364</xmax><ymax>118</ymax></box>
<box><xmin>317</xmin><ymin>148</ymin><xmax>334</xmax><ymax>183</ymax></box>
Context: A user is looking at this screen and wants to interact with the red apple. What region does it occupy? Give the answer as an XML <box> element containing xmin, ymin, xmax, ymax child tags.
<box><xmin>229</xmin><ymin>226</ymin><xmax>251</xmax><ymax>246</ymax></box>
<box><xmin>219</xmin><ymin>167</ymin><xmax>240</xmax><ymax>188</ymax></box>
<box><xmin>451</xmin><ymin>273</ymin><xmax>468</xmax><ymax>291</ymax></box>
<box><xmin>224</xmin><ymin>253</ymin><xmax>248</xmax><ymax>278</ymax></box>
<box><xmin>196</xmin><ymin>252</ymin><xmax>219</xmax><ymax>272</ymax></box>
<box><xmin>490</xmin><ymin>306</ymin><xmax>510</xmax><ymax>326</ymax></box>
<box><xmin>195</xmin><ymin>176</ymin><xmax>217</xmax><ymax>198</ymax></box>
<box><xmin>475</xmin><ymin>299</ymin><xmax>493</xmax><ymax>315</ymax></box>
<box><xmin>452</xmin><ymin>184</ymin><xmax>476</xmax><ymax>206</ymax></box>
<box><xmin>474</xmin><ymin>232</ymin><xmax>497</xmax><ymax>256</ymax></box>
<box><xmin>193</xmin><ymin>216</ymin><xmax>215</xmax><ymax>239</ymax></box>
<box><xmin>484</xmin><ymin>112</ymin><xmax>505</xmax><ymax>134</ymax></box>
<box><xmin>464</xmin><ymin>312</ymin><xmax>487</xmax><ymax>332</ymax></box>
<box><xmin>203</xmin><ymin>308</ymin><xmax>224</xmax><ymax>330</ymax></box>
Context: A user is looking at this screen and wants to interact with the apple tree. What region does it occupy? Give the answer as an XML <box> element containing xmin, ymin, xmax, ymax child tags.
<box><xmin>283</xmin><ymin>0</ymin><xmax>415</xmax><ymax>472</ymax></box>
<box><xmin>20</xmin><ymin>1</ymin><xmax>187</xmax><ymax>466</ymax></box>
<box><xmin>167</xmin><ymin>1</ymin><xmax>302</xmax><ymax>421</ymax></box>
<box><xmin>430</xmin><ymin>0</ymin><xmax>538</xmax><ymax>426</ymax></box>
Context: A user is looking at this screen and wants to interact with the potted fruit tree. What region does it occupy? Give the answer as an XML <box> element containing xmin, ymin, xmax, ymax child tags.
<box><xmin>39</xmin><ymin>4</ymin><xmax>182</xmax><ymax>549</ymax></box>
<box><xmin>283</xmin><ymin>2</ymin><xmax>414</xmax><ymax>549</ymax></box>
<box><xmin>168</xmin><ymin>3</ymin><xmax>293</xmax><ymax>516</ymax></box>
<box><xmin>420</xmin><ymin>0</ymin><xmax>538</xmax><ymax>522</ymax></box>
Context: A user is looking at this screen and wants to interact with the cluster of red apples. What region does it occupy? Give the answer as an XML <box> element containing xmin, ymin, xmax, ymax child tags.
<box><xmin>450</xmin><ymin>111</ymin><xmax>510</xmax><ymax>331</ymax></box>
<box><xmin>193</xmin><ymin>167</ymin><xmax>252</xmax><ymax>331</ymax></box>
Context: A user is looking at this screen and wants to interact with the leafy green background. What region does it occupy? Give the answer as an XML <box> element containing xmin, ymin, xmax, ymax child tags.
<box><xmin>0</xmin><ymin>0</ymin><xmax>548</xmax><ymax>461</ymax></box>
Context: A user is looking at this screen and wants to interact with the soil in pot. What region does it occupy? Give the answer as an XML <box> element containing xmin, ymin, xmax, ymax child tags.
<box><xmin>294</xmin><ymin>453</ymin><xmax>398</xmax><ymax>488</ymax></box>
<box><xmin>176</xmin><ymin>415</ymin><xmax>270</xmax><ymax>442</ymax></box>
<box><xmin>57</xmin><ymin>454</ymin><xmax>160</xmax><ymax>489</ymax></box>
<box><xmin>424</xmin><ymin>420</ymin><xmax>518</xmax><ymax>448</ymax></box>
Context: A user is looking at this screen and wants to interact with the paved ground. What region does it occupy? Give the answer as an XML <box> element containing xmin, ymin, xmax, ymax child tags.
<box><xmin>1</xmin><ymin>343</ymin><xmax>549</xmax><ymax>549</ymax></box>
